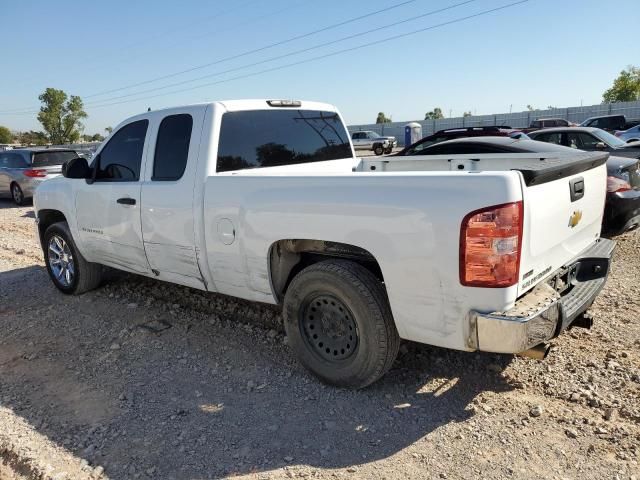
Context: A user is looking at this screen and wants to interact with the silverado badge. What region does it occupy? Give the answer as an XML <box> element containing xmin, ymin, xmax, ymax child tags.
<box><xmin>568</xmin><ymin>210</ymin><xmax>583</xmax><ymax>228</ymax></box>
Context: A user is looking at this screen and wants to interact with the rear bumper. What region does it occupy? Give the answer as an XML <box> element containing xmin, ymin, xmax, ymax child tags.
<box><xmin>472</xmin><ymin>238</ymin><xmax>615</xmax><ymax>354</ymax></box>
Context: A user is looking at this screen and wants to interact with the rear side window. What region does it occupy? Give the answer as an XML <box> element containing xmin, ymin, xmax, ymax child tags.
<box><xmin>33</xmin><ymin>151</ymin><xmax>77</xmax><ymax>167</ymax></box>
<box><xmin>1</xmin><ymin>153</ymin><xmax>28</xmax><ymax>168</ymax></box>
<box><xmin>152</xmin><ymin>114</ymin><xmax>193</xmax><ymax>181</ymax></box>
<box><xmin>95</xmin><ymin>120</ymin><xmax>148</xmax><ymax>182</ymax></box>
<box><xmin>533</xmin><ymin>132</ymin><xmax>563</xmax><ymax>145</ymax></box>
<box><xmin>217</xmin><ymin>110</ymin><xmax>351</xmax><ymax>172</ymax></box>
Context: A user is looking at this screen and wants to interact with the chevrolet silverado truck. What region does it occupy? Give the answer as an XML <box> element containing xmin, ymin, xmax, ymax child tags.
<box><xmin>34</xmin><ymin>99</ymin><xmax>614</xmax><ymax>388</ymax></box>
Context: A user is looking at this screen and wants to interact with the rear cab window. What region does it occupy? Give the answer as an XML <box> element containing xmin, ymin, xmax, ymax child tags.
<box><xmin>152</xmin><ymin>114</ymin><xmax>193</xmax><ymax>181</ymax></box>
<box><xmin>33</xmin><ymin>151</ymin><xmax>78</xmax><ymax>167</ymax></box>
<box><xmin>217</xmin><ymin>109</ymin><xmax>352</xmax><ymax>173</ymax></box>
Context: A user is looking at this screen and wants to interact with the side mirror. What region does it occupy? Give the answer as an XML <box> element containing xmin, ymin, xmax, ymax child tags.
<box><xmin>595</xmin><ymin>142</ymin><xmax>607</xmax><ymax>149</ymax></box>
<box><xmin>62</xmin><ymin>157</ymin><xmax>92</xmax><ymax>179</ymax></box>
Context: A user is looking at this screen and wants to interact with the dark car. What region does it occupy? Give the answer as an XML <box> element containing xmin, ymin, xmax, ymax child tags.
<box><xmin>401</xmin><ymin>136</ymin><xmax>640</xmax><ymax>235</ymax></box>
<box><xmin>580</xmin><ymin>114</ymin><xmax>640</xmax><ymax>132</ymax></box>
<box><xmin>528</xmin><ymin>127</ymin><xmax>640</xmax><ymax>160</ymax></box>
<box><xmin>395</xmin><ymin>126</ymin><xmax>515</xmax><ymax>155</ymax></box>
<box><xmin>520</xmin><ymin>117</ymin><xmax>573</xmax><ymax>133</ymax></box>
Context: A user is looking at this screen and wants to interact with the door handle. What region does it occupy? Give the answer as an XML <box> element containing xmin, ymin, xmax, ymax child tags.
<box><xmin>117</xmin><ymin>197</ymin><xmax>136</xmax><ymax>205</ymax></box>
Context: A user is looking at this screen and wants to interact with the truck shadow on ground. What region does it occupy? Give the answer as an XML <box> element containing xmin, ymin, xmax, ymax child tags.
<box><xmin>0</xmin><ymin>266</ymin><xmax>516</xmax><ymax>479</ymax></box>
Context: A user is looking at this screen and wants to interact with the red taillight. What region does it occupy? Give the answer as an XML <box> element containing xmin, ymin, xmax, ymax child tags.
<box><xmin>460</xmin><ymin>201</ymin><xmax>523</xmax><ymax>288</ymax></box>
<box><xmin>24</xmin><ymin>169</ymin><xmax>47</xmax><ymax>178</ymax></box>
<box><xmin>607</xmin><ymin>176</ymin><xmax>631</xmax><ymax>192</ymax></box>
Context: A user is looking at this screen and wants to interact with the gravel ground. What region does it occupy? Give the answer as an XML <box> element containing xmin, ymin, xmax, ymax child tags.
<box><xmin>0</xmin><ymin>199</ymin><xmax>638</xmax><ymax>480</ymax></box>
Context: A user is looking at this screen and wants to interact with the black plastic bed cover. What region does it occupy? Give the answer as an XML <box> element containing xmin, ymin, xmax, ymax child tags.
<box><xmin>514</xmin><ymin>152</ymin><xmax>609</xmax><ymax>187</ymax></box>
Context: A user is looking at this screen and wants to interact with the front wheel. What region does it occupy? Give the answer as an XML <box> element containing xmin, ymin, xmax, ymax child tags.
<box><xmin>283</xmin><ymin>260</ymin><xmax>400</xmax><ymax>389</ymax></box>
<box><xmin>44</xmin><ymin>222</ymin><xmax>103</xmax><ymax>295</ymax></box>
<box><xmin>373</xmin><ymin>144</ymin><xmax>384</xmax><ymax>156</ymax></box>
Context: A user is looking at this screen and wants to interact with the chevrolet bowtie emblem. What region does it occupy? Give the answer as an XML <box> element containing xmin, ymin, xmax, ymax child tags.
<box><xmin>568</xmin><ymin>210</ymin><xmax>583</xmax><ymax>228</ymax></box>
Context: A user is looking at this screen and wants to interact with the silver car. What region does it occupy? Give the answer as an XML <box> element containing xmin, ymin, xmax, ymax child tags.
<box><xmin>615</xmin><ymin>124</ymin><xmax>640</xmax><ymax>144</ymax></box>
<box><xmin>0</xmin><ymin>149</ymin><xmax>78</xmax><ymax>205</ymax></box>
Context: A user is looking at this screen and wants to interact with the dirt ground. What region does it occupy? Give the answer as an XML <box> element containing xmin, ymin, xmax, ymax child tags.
<box><xmin>0</xmin><ymin>199</ymin><xmax>638</xmax><ymax>480</ymax></box>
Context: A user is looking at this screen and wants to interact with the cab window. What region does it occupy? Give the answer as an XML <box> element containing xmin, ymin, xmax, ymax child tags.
<box><xmin>95</xmin><ymin>120</ymin><xmax>148</xmax><ymax>182</ymax></box>
<box><xmin>152</xmin><ymin>114</ymin><xmax>193</xmax><ymax>181</ymax></box>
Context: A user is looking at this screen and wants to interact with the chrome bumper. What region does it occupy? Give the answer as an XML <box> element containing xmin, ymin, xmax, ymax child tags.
<box><xmin>472</xmin><ymin>238</ymin><xmax>615</xmax><ymax>354</ymax></box>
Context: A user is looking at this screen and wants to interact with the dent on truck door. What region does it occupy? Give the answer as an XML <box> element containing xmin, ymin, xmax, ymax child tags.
<box><xmin>140</xmin><ymin>107</ymin><xmax>206</xmax><ymax>289</ymax></box>
<box><xmin>75</xmin><ymin>120</ymin><xmax>151</xmax><ymax>273</ymax></box>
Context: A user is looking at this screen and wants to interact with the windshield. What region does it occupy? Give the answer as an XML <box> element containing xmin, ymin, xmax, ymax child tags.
<box><xmin>593</xmin><ymin>129</ymin><xmax>627</xmax><ymax>147</ymax></box>
<box><xmin>367</xmin><ymin>131</ymin><xmax>381</xmax><ymax>138</ymax></box>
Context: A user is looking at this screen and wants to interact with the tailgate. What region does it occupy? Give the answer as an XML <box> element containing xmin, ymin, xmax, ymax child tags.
<box><xmin>517</xmin><ymin>152</ymin><xmax>608</xmax><ymax>295</ymax></box>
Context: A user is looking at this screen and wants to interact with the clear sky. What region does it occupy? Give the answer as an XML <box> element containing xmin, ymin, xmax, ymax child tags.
<box><xmin>1</xmin><ymin>0</ymin><xmax>636</xmax><ymax>134</ymax></box>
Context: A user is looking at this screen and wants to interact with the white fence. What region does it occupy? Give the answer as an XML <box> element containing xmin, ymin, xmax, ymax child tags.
<box><xmin>348</xmin><ymin>100</ymin><xmax>640</xmax><ymax>146</ymax></box>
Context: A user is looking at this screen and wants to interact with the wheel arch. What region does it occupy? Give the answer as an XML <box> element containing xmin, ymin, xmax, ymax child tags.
<box><xmin>37</xmin><ymin>209</ymin><xmax>68</xmax><ymax>250</ymax></box>
<box><xmin>268</xmin><ymin>239</ymin><xmax>385</xmax><ymax>304</ymax></box>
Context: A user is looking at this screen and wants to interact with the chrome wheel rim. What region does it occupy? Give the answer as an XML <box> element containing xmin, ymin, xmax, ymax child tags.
<box><xmin>12</xmin><ymin>185</ymin><xmax>23</xmax><ymax>204</ymax></box>
<box><xmin>48</xmin><ymin>235</ymin><xmax>74</xmax><ymax>287</ymax></box>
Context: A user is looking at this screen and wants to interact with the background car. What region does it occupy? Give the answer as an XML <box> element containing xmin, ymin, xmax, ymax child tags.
<box><xmin>0</xmin><ymin>148</ymin><xmax>78</xmax><ymax>205</ymax></box>
<box><xmin>351</xmin><ymin>130</ymin><xmax>397</xmax><ymax>155</ymax></box>
<box><xmin>520</xmin><ymin>117</ymin><xmax>574</xmax><ymax>133</ymax></box>
<box><xmin>580</xmin><ymin>114</ymin><xmax>640</xmax><ymax>132</ymax></box>
<box><xmin>395</xmin><ymin>126</ymin><xmax>516</xmax><ymax>155</ymax></box>
<box><xmin>398</xmin><ymin>136</ymin><xmax>640</xmax><ymax>235</ymax></box>
<box><xmin>528</xmin><ymin>127</ymin><xmax>640</xmax><ymax>159</ymax></box>
<box><xmin>615</xmin><ymin>124</ymin><xmax>640</xmax><ymax>143</ymax></box>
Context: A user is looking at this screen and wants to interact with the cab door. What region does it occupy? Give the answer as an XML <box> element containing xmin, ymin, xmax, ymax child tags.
<box><xmin>139</xmin><ymin>106</ymin><xmax>207</xmax><ymax>290</ymax></box>
<box><xmin>74</xmin><ymin>119</ymin><xmax>151</xmax><ymax>274</ymax></box>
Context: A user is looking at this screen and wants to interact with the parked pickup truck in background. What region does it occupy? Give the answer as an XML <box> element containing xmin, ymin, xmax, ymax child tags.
<box><xmin>581</xmin><ymin>114</ymin><xmax>640</xmax><ymax>133</ymax></box>
<box><xmin>351</xmin><ymin>130</ymin><xmax>397</xmax><ymax>155</ymax></box>
<box><xmin>519</xmin><ymin>118</ymin><xmax>573</xmax><ymax>134</ymax></box>
<box><xmin>35</xmin><ymin>99</ymin><xmax>614</xmax><ymax>388</ymax></box>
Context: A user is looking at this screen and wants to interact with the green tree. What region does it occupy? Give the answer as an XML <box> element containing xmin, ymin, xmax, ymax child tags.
<box><xmin>37</xmin><ymin>88</ymin><xmax>87</xmax><ymax>144</ymax></box>
<box><xmin>463</xmin><ymin>111</ymin><xmax>472</xmax><ymax>117</ymax></box>
<box><xmin>0</xmin><ymin>126</ymin><xmax>12</xmax><ymax>144</ymax></box>
<box><xmin>105</xmin><ymin>126</ymin><xmax>113</xmax><ymax>135</ymax></box>
<box><xmin>376</xmin><ymin>112</ymin><xmax>391</xmax><ymax>124</ymax></box>
<box><xmin>91</xmin><ymin>133</ymin><xmax>105</xmax><ymax>142</ymax></box>
<box><xmin>603</xmin><ymin>66</ymin><xmax>640</xmax><ymax>103</ymax></box>
<box><xmin>18</xmin><ymin>130</ymin><xmax>48</xmax><ymax>145</ymax></box>
<box><xmin>526</xmin><ymin>104</ymin><xmax>537</xmax><ymax>111</ymax></box>
<box><xmin>424</xmin><ymin>108</ymin><xmax>444</xmax><ymax>120</ymax></box>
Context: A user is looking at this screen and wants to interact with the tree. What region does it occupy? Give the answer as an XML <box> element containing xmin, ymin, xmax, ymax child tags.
<box><xmin>463</xmin><ymin>111</ymin><xmax>472</xmax><ymax>117</ymax></box>
<box><xmin>105</xmin><ymin>126</ymin><xmax>113</xmax><ymax>135</ymax></box>
<box><xmin>0</xmin><ymin>126</ymin><xmax>12</xmax><ymax>144</ymax></box>
<box><xmin>82</xmin><ymin>133</ymin><xmax>105</xmax><ymax>142</ymax></box>
<box><xmin>375</xmin><ymin>112</ymin><xmax>391</xmax><ymax>124</ymax></box>
<box><xmin>424</xmin><ymin>108</ymin><xmax>444</xmax><ymax>120</ymax></box>
<box><xmin>603</xmin><ymin>66</ymin><xmax>640</xmax><ymax>103</ymax></box>
<box><xmin>17</xmin><ymin>130</ymin><xmax>48</xmax><ymax>145</ymax></box>
<box><xmin>526</xmin><ymin>104</ymin><xmax>537</xmax><ymax>111</ymax></box>
<box><xmin>37</xmin><ymin>88</ymin><xmax>87</xmax><ymax>144</ymax></box>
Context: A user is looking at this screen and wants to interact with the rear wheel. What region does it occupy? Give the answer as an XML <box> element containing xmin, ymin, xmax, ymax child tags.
<box><xmin>283</xmin><ymin>260</ymin><xmax>399</xmax><ymax>389</ymax></box>
<box><xmin>44</xmin><ymin>222</ymin><xmax>103</xmax><ymax>295</ymax></box>
<box><xmin>11</xmin><ymin>183</ymin><xmax>25</xmax><ymax>206</ymax></box>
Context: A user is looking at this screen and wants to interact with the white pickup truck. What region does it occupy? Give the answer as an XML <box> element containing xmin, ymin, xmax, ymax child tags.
<box><xmin>34</xmin><ymin>99</ymin><xmax>614</xmax><ymax>388</ymax></box>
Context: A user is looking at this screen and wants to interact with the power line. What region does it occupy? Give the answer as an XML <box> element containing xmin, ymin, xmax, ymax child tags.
<box><xmin>2</xmin><ymin>1</ymin><xmax>528</xmax><ymax>115</ymax></box>
<box><xmin>78</xmin><ymin>0</ymin><xmax>476</xmax><ymax>107</ymax></box>
<box><xmin>83</xmin><ymin>0</ymin><xmax>420</xmax><ymax>99</ymax></box>
<box><xmin>1</xmin><ymin>0</ymin><xmax>418</xmax><ymax>115</ymax></box>
<box><xmin>86</xmin><ymin>1</ymin><xmax>530</xmax><ymax>110</ymax></box>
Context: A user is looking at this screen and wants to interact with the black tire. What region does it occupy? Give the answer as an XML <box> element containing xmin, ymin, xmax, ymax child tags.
<box><xmin>43</xmin><ymin>221</ymin><xmax>103</xmax><ymax>295</ymax></box>
<box><xmin>384</xmin><ymin>146</ymin><xmax>393</xmax><ymax>154</ymax></box>
<box><xmin>283</xmin><ymin>259</ymin><xmax>400</xmax><ymax>389</ymax></box>
<box><xmin>373</xmin><ymin>144</ymin><xmax>384</xmax><ymax>156</ymax></box>
<box><xmin>11</xmin><ymin>183</ymin><xmax>25</xmax><ymax>206</ymax></box>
